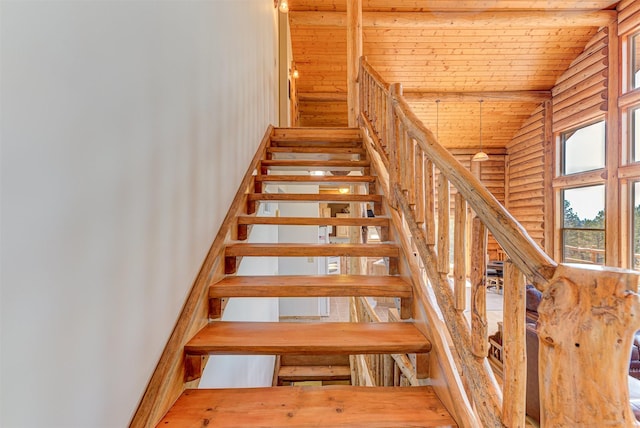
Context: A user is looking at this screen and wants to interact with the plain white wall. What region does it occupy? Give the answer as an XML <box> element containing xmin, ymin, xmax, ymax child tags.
<box><xmin>0</xmin><ymin>1</ymin><xmax>278</xmax><ymax>427</ymax></box>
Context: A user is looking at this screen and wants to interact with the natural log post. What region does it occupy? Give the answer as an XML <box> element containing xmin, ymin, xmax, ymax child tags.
<box><xmin>471</xmin><ymin>217</ymin><xmax>488</xmax><ymax>358</ymax></box>
<box><xmin>437</xmin><ymin>174</ymin><xmax>450</xmax><ymax>274</ymax></box>
<box><xmin>347</xmin><ymin>0</ymin><xmax>362</xmax><ymax>126</ymax></box>
<box><xmin>454</xmin><ymin>193</ymin><xmax>467</xmax><ymax>311</ymax></box>
<box><xmin>502</xmin><ymin>261</ymin><xmax>526</xmax><ymax>428</ymax></box>
<box><xmin>387</xmin><ymin>83</ymin><xmax>402</xmax><ymax>209</ymax></box>
<box><xmin>537</xmin><ymin>265</ymin><xmax>640</xmax><ymax>427</ymax></box>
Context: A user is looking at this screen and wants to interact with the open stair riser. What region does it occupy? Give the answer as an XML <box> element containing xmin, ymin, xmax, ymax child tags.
<box><xmin>149</xmin><ymin>127</ymin><xmax>457</xmax><ymax>428</ymax></box>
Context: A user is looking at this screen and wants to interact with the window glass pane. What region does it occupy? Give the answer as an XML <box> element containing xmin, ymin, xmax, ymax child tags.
<box><xmin>563</xmin><ymin>230</ymin><xmax>605</xmax><ymax>265</ymax></box>
<box><xmin>562</xmin><ymin>121</ymin><xmax>605</xmax><ymax>175</ymax></box>
<box><xmin>632</xmin><ymin>107</ymin><xmax>640</xmax><ymax>163</ymax></box>
<box><xmin>562</xmin><ymin>185</ymin><xmax>605</xmax><ymax>265</ymax></box>
<box><xmin>633</xmin><ymin>182</ymin><xmax>640</xmax><ymax>270</ymax></box>
<box><xmin>632</xmin><ymin>33</ymin><xmax>640</xmax><ymax>90</ymax></box>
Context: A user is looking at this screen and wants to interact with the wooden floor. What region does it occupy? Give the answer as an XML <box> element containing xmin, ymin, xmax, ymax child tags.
<box><xmin>158</xmin><ymin>386</ymin><xmax>456</xmax><ymax>427</ymax></box>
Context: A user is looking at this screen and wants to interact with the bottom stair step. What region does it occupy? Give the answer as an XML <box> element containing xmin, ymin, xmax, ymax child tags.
<box><xmin>159</xmin><ymin>386</ymin><xmax>457</xmax><ymax>427</ymax></box>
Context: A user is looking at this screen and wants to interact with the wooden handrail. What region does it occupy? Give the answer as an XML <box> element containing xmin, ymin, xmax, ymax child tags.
<box><xmin>359</xmin><ymin>56</ymin><xmax>640</xmax><ymax>428</ymax></box>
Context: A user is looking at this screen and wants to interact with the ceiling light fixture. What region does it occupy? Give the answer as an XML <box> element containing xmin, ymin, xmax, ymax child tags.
<box><xmin>472</xmin><ymin>99</ymin><xmax>489</xmax><ymax>162</ymax></box>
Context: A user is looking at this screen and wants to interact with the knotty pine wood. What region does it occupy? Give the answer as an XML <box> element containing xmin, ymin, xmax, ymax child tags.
<box><xmin>254</xmin><ymin>174</ymin><xmax>375</xmax><ymax>185</ymax></box>
<box><xmin>210</xmin><ymin>274</ymin><xmax>411</xmax><ymax>298</ymax></box>
<box><xmin>225</xmin><ymin>243</ymin><xmax>398</xmax><ymax>258</ymax></box>
<box><xmin>185</xmin><ymin>321</ymin><xmax>431</xmax><ymax>355</ymax></box>
<box><xmin>506</xmin><ymin>105</ymin><xmax>545</xmax><ymax>248</ymax></box>
<box><xmin>277</xmin><ymin>365</ymin><xmax>352</xmax><ymax>381</ymax></box>
<box><xmin>237</xmin><ymin>215</ymin><xmax>387</xmax><ymax>227</ymax></box>
<box><xmin>158</xmin><ymin>386</ymin><xmax>456</xmax><ymax>428</ymax></box>
<box><xmin>289</xmin><ymin>0</ymin><xmax>618</xmax><ymax>12</ymax></box>
<box><xmin>247</xmin><ymin>192</ymin><xmax>382</xmax><ymax>203</ymax></box>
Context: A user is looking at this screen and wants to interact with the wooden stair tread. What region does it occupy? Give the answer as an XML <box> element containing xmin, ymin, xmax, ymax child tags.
<box><xmin>237</xmin><ymin>215</ymin><xmax>388</xmax><ymax>227</ymax></box>
<box><xmin>272</xmin><ymin>127</ymin><xmax>362</xmax><ymax>142</ymax></box>
<box><xmin>185</xmin><ymin>321</ymin><xmax>431</xmax><ymax>355</ymax></box>
<box><xmin>267</xmin><ymin>147</ymin><xmax>366</xmax><ymax>154</ymax></box>
<box><xmin>277</xmin><ymin>365</ymin><xmax>352</xmax><ymax>381</ymax></box>
<box><xmin>247</xmin><ymin>193</ymin><xmax>382</xmax><ymax>203</ymax></box>
<box><xmin>261</xmin><ymin>159</ymin><xmax>369</xmax><ymax>168</ymax></box>
<box><xmin>255</xmin><ymin>174</ymin><xmax>375</xmax><ymax>183</ymax></box>
<box><xmin>280</xmin><ymin>354</ymin><xmax>350</xmax><ymax>366</ymax></box>
<box><xmin>210</xmin><ymin>275</ymin><xmax>411</xmax><ymax>298</ymax></box>
<box><xmin>225</xmin><ymin>243</ymin><xmax>399</xmax><ymax>258</ymax></box>
<box><xmin>158</xmin><ymin>386</ymin><xmax>456</xmax><ymax>427</ymax></box>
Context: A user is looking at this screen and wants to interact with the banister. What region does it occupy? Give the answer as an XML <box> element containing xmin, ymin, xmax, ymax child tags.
<box><xmin>390</xmin><ymin>93</ymin><xmax>557</xmax><ymax>289</ymax></box>
<box><xmin>360</xmin><ymin>55</ymin><xmax>640</xmax><ymax>427</ymax></box>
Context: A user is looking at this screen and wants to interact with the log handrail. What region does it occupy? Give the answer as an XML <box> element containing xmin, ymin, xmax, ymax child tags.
<box><xmin>359</xmin><ymin>56</ymin><xmax>640</xmax><ymax>428</ymax></box>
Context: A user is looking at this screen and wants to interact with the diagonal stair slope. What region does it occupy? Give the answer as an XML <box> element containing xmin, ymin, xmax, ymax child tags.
<box><xmin>154</xmin><ymin>127</ymin><xmax>458</xmax><ymax>427</ymax></box>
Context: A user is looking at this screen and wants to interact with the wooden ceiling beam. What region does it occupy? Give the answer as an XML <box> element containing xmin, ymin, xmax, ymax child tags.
<box><xmin>289</xmin><ymin>10</ymin><xmax>616</xmax><ymax>28</ymax></box>
<box><xmin>404</xmin><ymin>91</ymin><xmax>551</xmax><ymax>103</ymax></box>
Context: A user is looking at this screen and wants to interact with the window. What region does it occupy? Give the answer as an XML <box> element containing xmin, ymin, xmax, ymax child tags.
<box><xmin>630</xmin><ymin>32</ymin><xmax>640</xmax><ymax>91</ymax></box>
<box><xmin>562</xmin><ymin>185</ymin><xmax>605</xmax><ymax>265</ymax></box>
<box><xmin>560</xmin><ymin>121</ymin><xmax>606</xmax><ymax>175</ymax></box>
<box><xmin>633</xmin><ymin>183</ymin><xmax>640</xmax><ymax>270</ymax></box>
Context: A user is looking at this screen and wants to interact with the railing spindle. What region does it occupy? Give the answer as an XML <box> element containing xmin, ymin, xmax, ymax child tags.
<box><xmin>437</xmin><ymin>174</ymin><xmax>450</xmax><ymax>274</ymax></box>
<box><xmin>454</xmin><ymin>193</ymin><xmax>467</xmax><ymax>311</ymax></box>
<box><xmin>502</xmin><ymin>260</ymin><xmax>527</xmax><ymax>428</ymax></box>
<box><xmin>425</xmin><ymin>159</ymin><xmax>436</xmax><ymax>245</ymax></box>
<box><xmin>415</xmin><ymin>147</ymin><xmax>425</xmax><ymax>227</ymax></box>
<box><xmin>471</xmin><ymin>217</ymin><xmax>488</xmax><ymax>358</ymax></box>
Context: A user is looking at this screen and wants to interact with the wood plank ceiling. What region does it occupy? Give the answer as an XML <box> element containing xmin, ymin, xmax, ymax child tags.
<box><xmin>287</xmin><ymin>0</ymin><xmax>618</xmax><ymax>148</ymax></box>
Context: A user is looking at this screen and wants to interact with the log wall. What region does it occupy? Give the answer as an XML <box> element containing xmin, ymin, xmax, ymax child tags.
<box><xmin>299</xmin><ymin>100</ymin><xmax>349</xmax><ymax>127</ymax></box>
<box><xmin>551</xmin><ymin>28</ymin><xmax>608</xmax><ymax>133</ymax></box>
<box><xmin>506</xmin><ymin>28</ymin><xmax>610</xmax><ymax>253</ymax></box>
<box><xmin>506</xmin><ymin>105</ymin><xmax>546</xmax><ymax>247</ymax></box>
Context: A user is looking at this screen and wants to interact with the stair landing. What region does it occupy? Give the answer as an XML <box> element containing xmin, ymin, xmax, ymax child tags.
<box><xmin>158</xmin><ymin>386</ymin><xmax>456</xmax><ymax>427</ymax></box>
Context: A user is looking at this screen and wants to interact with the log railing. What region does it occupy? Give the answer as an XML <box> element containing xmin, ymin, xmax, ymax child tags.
<box><xmin>359</xmin><ymin>56</ymin><xmax>640</xmax><ymax>427</ymax></box>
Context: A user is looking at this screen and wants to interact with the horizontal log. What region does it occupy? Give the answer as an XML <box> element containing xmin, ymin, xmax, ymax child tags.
<box><xmin>403</xmin><ymin>90</ymin><xmax>550</xmax><ymax>103</ymax></box>
<box><xmin>553</xmin><ymin>84</ymin><xmax>607</xmax><ymax>113</ymax></box>
<box><xmin>552</xmin><ymin>66</ymin><xmax>607</xmax><ymax>97</ymax></box>
<box><xmin>552</xmin><ymin>102</ymin><xmax>607</xmax><ymax>132</ymax></box>
<box><xmin>290</xmin><ymin>10</ymin><xmax>615</xmax><ymax>28</ymax></box>
<box><xmin>553</xmin><ymin>72</ymin><xmax>608</xmax><ymax>105</ymax></box>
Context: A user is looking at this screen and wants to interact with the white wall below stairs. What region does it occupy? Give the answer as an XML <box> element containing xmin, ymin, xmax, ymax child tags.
<box><xmin>0</xmin><ymin>1</ymin><xmax>279</xmax><ymax>427</ymax></box>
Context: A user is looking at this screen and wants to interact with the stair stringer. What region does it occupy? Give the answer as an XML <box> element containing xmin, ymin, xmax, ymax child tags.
<box><xmin>362</xmin><ymin>127</ymin><xmax>482</xmax><ymax>428</ymax></box>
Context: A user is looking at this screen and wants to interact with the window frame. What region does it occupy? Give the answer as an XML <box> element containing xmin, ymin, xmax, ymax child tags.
<box><xmin>558</xmin><ymin>119</ymin><xmax>607</xmax><ymax>177</ymax></box>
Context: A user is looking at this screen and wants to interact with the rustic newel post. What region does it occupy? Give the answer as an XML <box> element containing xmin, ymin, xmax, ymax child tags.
<box><xmin>537</xmin><ymin>265</ymin><xmax>640</xmax><ymax>427</ymax></box>
<box><xmin>347</xmin><ymin>0</ymin><xmax>362</xmax><ymax>127</ymax></box>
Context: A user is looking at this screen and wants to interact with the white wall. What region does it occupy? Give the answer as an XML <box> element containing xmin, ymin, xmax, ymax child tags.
<box><xmin>0</xmin><ymin>1</ymin><xmax>278</xmax><ymax>427</ymax></box>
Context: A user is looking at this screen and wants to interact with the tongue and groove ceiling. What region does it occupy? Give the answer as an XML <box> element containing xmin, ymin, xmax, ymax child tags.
<box><xmin>287</xmin><ymin>0</ymin><xmax>618</xmax><ymax>148</ymax></box>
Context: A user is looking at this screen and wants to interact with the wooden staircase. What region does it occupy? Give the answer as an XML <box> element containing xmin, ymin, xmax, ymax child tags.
<box><xmin>155</xmin><ymin>128</ymin><xmax>457</xmax><ymax>427</ymax></box>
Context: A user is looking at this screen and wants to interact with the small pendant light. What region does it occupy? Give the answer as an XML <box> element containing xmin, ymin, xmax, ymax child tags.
<box><xmin>472</xmin><ymin>99</ymin><xmax>489</xmax><ymax>162</ymax></box>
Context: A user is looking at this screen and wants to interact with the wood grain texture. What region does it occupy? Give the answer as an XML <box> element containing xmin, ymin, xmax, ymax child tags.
<box><xmin>537</xmin><ymin>264</ymin><xmax>640</xmax><ymax>426</ymax></box>
<box><xmin>236</xmin><ymin>215</ymin><xmax>388</xmax><ymax>227</ymax></box>
<box><xmin>278</xmin><ymin>365</ymin><xmax>352</xmax><ymax>381</ymax></box>
<box><xmin>225</xmin><ymin>243</ymin><xmax>399</xmax><ymax>257</ymax></box>
<box><xmin>185</xmin><ymin>321</ymin><xmax>432</xmax><ymax>355</ymax></box>
<box><xmin>247</xmin><ymin>192</ymin><xmax>382</xmax><ymax>203</ymax></box>
<box><xmin>210</xmin><ymin>274</ymin><xmax>412</xmax><ymax>298</ymax></box>
<box><xmin>158</xmin><ymin>386</ymin><xmax>456</xmax><ymax>427</ymax></box>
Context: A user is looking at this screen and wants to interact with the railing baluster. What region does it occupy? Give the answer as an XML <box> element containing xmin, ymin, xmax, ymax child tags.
<box><xmin>437</xmin><ymin>174</ymin><xmax>450</xmax><ymax>274</ymax></box>
<box><xmin>454</xmin><ymin>193</ymin><xmax>467</xmax><ymax>311</ymax></box>
<box><xmin>425</xmin><ymin>159</ymin><xmax>436</xmax><ymax>245</ymax></box>
<box><xmin>407</xmin><ymin>138</ymin><xmax>416</xmax><ymax>209</ymax></box>
<box><xmin>471</xmin><ymin>217</ymin><xmax>488</xmax><ymax>358</ymax></box>
<box><xmin>502</xmin><ymin>260</ymin><xmax>527</xmax><ymax>428</ymax></box>
<box><xmin>415</xmin><ymin>147</ymin><xmax>425</xmax><ymax>227</ymax></box>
